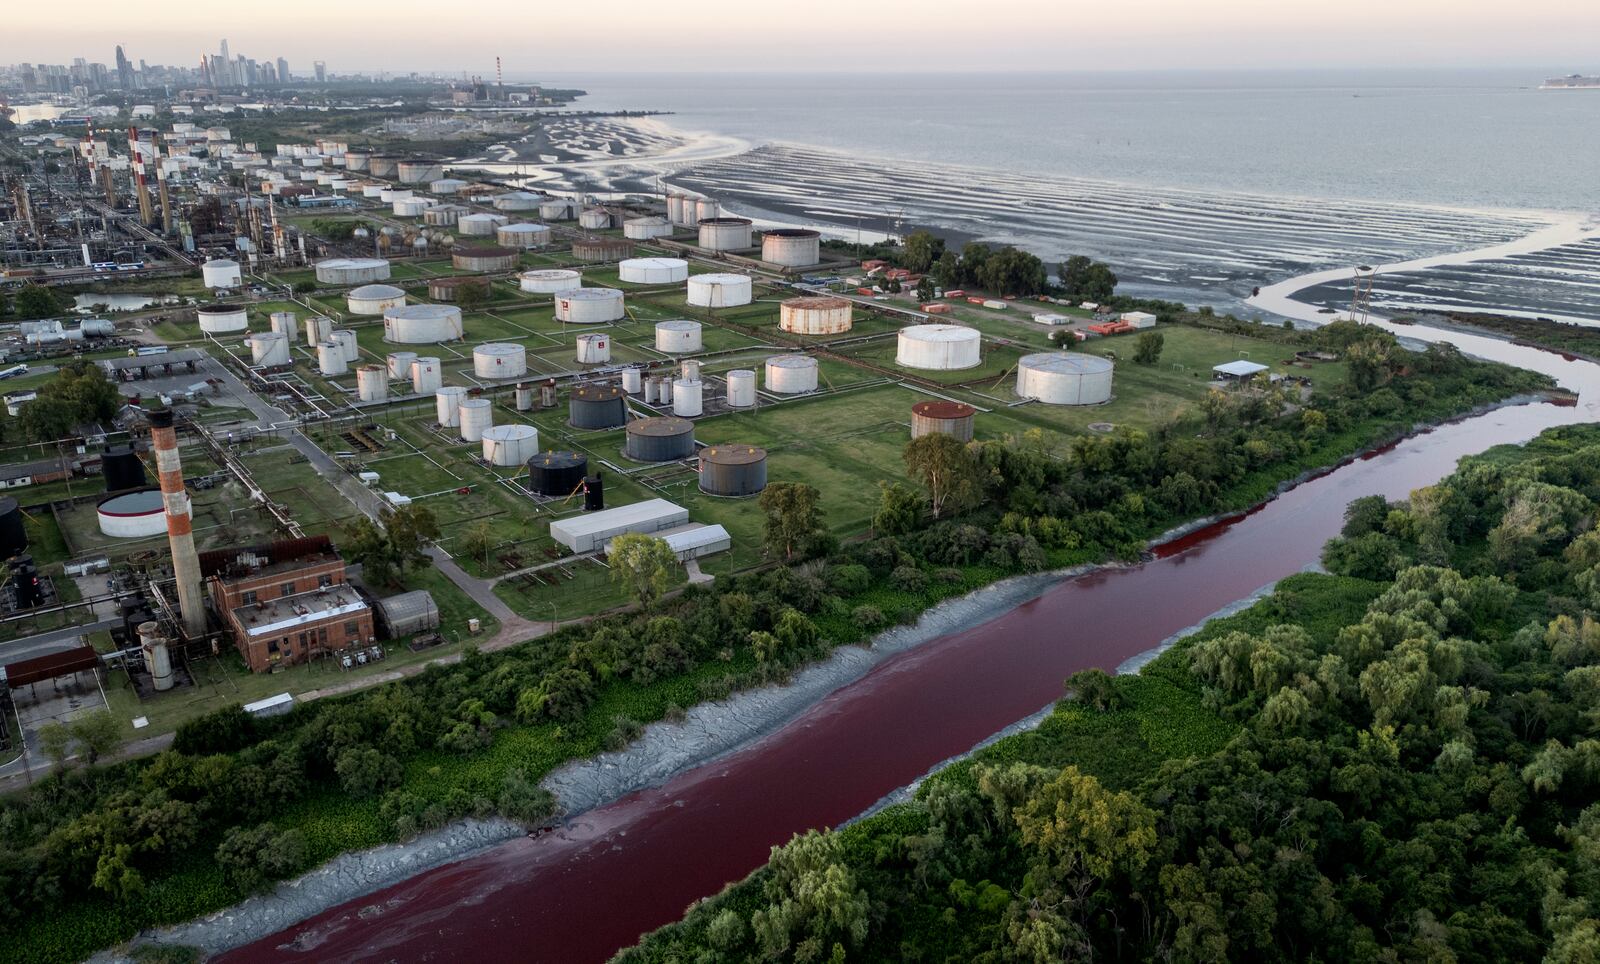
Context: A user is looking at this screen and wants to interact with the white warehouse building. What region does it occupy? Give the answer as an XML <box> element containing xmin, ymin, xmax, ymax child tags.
<box><xmin>550</xmin><ymin>498</ymin><xmax>690</xmax><ymax>553</ymax></box>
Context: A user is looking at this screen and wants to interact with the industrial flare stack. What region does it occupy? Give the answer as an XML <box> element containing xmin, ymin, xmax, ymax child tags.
<box><xmin>148</xmin><ymin>409</ymin><xmax>207</xmax><ymax>637</ymax></box>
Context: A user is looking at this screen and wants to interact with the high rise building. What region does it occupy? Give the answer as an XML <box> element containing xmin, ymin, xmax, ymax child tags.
<box><xmin>314</xmin><ymin>61</ymin><xmax>326</xmax><ymax>83</ymax></box>
<box><xmin>277</xmin><ymin>57</ymin><xmax>289</xmax><ymax>84</ymax></box>
<box><xmin>115</xmin><ymin>45</ymin><xmax>134</xmax><ymax>90</ymax></box>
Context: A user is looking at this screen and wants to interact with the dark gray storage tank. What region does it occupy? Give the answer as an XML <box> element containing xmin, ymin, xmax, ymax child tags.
<box><xmin>698</xmin><ymin>445</ymin><xmax>768</xmax><ymax>497</ymax></box>
<box><xmin>0</xmin><ymin>497</ymin><xmax>27</xmax><ymax>559</ymax></box>
<box><xmin>623</xmin><ymin>416</ymin><xmax>695</xmax><ymax>462</ymax></box>
<box><xmin>102</xmin><ymin>444</ymin><xmax>147</xmax><ymax>492</ymax></box>
<box><xmin>568</xmin><ymin>383</ymin><xmax>628</xmax><ymax>429</ymax></box>
<box><xmin>525</xmin><ymin>451</ymin><xmax>589</xmax><ymax>496</ymax></box>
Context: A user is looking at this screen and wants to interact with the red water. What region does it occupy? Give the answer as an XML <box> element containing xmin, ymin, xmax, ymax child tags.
<box><xmin>224</xmin><ymin>334</ymin><xmax>1600</xmax><ymax>964</ymax></box>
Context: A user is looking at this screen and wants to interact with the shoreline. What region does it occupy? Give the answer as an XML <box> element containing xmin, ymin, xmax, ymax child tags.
<box><xmin>120</xmin><ymin>384</ymin><xmax>1560</xmax><ymax>961</ymax></box>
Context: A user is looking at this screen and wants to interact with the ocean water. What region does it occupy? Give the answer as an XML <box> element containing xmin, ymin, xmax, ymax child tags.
<box><xmin>556</xmin><ymin>69</ymin><xmax>1600</xmax><ymax>213</ymax></box>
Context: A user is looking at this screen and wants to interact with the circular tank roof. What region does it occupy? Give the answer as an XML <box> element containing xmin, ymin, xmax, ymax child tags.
<box><xmin>500</xmin><ymin>222</ymin><xmax>551</xmax><ymax>232</ymax></box>
<box><xmin>627</xmin><ymin>416</ymin><xmax>694</xmax><ymax>437</ymax></box>
<box><xmin>197</xmin><ymin>303</ymin><xmax>246</xmax><ymax>314</ymax></box>
<box><xmin>523</xmin><ymin>269</ymin><xmax>580</xmax><ymax>280</ymax></box>
<box><xmin>764</xmin><ymin>228</ymin><xmax>820</xmax><ymax>239</ymax></box>
<box><xmin>624</xmin><ymin>257</ymin><xmax>687</xmax><ymax>270</ymax></box>
<box><xmin>386</xmin><ymin>304</ymin><xmax>461</xmax><ymax>321</ymax></box>
<box><xmin>204</xmin><ymin>258</ymin><xmax>239</xmax><ymax>267</ymax></box>
<box><xmin>0</xmin><ymin>496</ymin><xmax>18</xmax><ymax>515</ymax></box>
<box><xmin>558</xmin><ymin>287</ymin><xmax>623</xmax><ymax>301</ymax></box>
<box><xmin>349</xmin><ymin>284</ymin><xmax>404</xmax><ymax>299</ymax></box>
<box><xmin>483</xmin><ymin>425</ymin><xmax>537</xmax><ymax>441</ymax></box>
<box><xmin>1019</xmin><ymin>352</ymin><xmax>1114</xmax><ymax>375</ymax></box>
<box><xmin>913</xmin><ymin>401</ymin><xmax>977</xmax><ymax>419</ymax></box>
<box><xmin>475</xmin><ymin>342</ymin><xmax>523</xmax><ymax>357</ymax></box>
<box><xmin>531</xmin><ymin>450</ymin><xmax>586</xmax><ymax>470</ymax></box>
<box><xmin>691</xmin><ymin>273</ymin><xmax>752</xmax><ymax>285</ymax></box>
<box><xmin>900</xmin><ymin>323</ymin><xmax>980</xmax><ymax>341</ymax></box>
<box><xmin>572</xmin><ymin>384</ymin><xmax>627</xmax><ymax>402</ymax></box>
<box><xmin>435</xmin><ymin>385</ymin><xmax>468</xmax><ymax>396</ymax></box>
<box><xmin>767</xmin><ymin>354</ymin><xmax>818</xmax><ymax>369</ymax></box>
<box><xmin>701</xmin><ymin>445</ymin><xmax>767</xmax><ymax>465</ymax></box>
<box><xmin>429</xmin><ymin>276</ymin><xmax>487</xmax><ymax>288</ymax></box>
<box><xmin>318</xmin><ymin>257</ymin><xmax>387</xmax><ymax>270</ymax></box>
<box><xmin>97</xmin><ymin>488</ymin><xmax>164</xmax><ymax>516</ymax></box>
<box><xmin>698</xmin><ymin>217</ymin><xmax>753</xmax><ymax>225</ymax></box>
<box><xmin>785</xmin><ymin>296</ymin><xmax>851</xmax><ymax>310</ymax></box>
<box><xmin>656</xmin><ymin>320</ymin><xmax>701</xmax><ymax>332</ymax></box>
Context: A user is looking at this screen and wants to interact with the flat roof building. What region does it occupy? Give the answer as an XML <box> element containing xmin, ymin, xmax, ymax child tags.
<box><xmin>550</xmin><ymin>498</ymin><xmax>690</xmax><ymax>553</ymax></box>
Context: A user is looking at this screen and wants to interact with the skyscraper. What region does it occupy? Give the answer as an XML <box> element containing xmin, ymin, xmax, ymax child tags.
<box><xmin>115</xmin><ymin>45</ymin><xmax>134</xmax><ymax>90</ymax></box>
<box><xmin>277</xmin><ymin>57</ymin><xmax>290</xmax><ymax>84</ymax></box>
<box><xmin>314</xmin><ymin>61</ymin><xmax>326</xmax><ymax>83</ymax></box>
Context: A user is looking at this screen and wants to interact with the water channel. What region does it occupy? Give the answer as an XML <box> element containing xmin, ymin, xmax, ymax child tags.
<box><xmin>222</xmin><ymin>323</ymin><xmax>1600</xmax><ymax>963</ymax></box>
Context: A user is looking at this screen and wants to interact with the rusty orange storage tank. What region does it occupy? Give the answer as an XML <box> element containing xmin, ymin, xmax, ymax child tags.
<box><xmin>910</xmin><ymin>401</ymin><xmax>976</xmax><ymax>442</ymax></box>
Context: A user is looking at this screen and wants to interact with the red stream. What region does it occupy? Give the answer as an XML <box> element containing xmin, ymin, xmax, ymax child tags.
<box><xmin>224</xmin><ymin>335</ymin><xmax>1600</xmax><ymax>964</ymax></box>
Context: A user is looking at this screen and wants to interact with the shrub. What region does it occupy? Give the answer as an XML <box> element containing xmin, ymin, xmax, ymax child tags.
<box><xmin>828</xmin><ymin>564</ymin><xmax>872</xmax><ymax>596</ymax></box>
<box><xmin>214</xmin><ymin>824</ymin><xmax>306</xmax><ymax>893</ymax></box>
<box><xmin>890</xmin><ymin>565</ymin><xmax>927</xmax><ymax>593</ymax></box>
<box><xmin>852</xmin><ymin>605</ymin><xmax>885</xmax><ymax>630</ymax></box>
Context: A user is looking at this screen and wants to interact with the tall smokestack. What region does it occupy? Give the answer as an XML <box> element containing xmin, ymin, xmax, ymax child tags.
<box><xmin>148</xmin><ymin>409</ymin><xmax>207</xmax><ymax>637</ymax></box>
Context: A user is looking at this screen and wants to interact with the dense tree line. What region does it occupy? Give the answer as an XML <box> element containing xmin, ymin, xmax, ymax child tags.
<box><xmin>15</xmin><ymin>359</ymin><xmax>122</xmax><ymax>443</ymax></box>
<box><xmin>620</xmin><ymin>423</ymin><xmax>1600</xmax><ymax>964</ymax></box>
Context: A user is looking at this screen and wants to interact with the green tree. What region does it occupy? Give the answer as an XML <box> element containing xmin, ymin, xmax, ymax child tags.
<box><xmin>1058</xmin><ymin>255</ymin><xmax>1118</xmax><ymax>302</ymax></box>
<box><xmin>334</xmin><ymin>746</ymin><xmax>401</xmax><ymax>797</ymax></box>
<box><xmin>608</xmin><ymin>533</ymin><xmax>679</xmax><ymax>606</ymax></box>
<box><xmin>915</xmin><ymin>276</ymin><xmax>935</xmax><ymax>303</ymax></box>
<box><xmin>759</xmin><ymin>482</ymin><xmax>824</xmax><ymax>560</ymax></box>
<box><xmin>17</xmin><ymin>395</ymin><xmax>77</xmax><ymax>443</ymax></box>
<box><xmin>13</xmin><ymin>284</ymin><xmax>63</xmax><ymax>320</ymax></box>
<box><xmin>68</xmin><ymin>710</ymin><xmax>122</xmax><ymax>764</ymax></box>
<box><xmin>932</xmin><ymin>251</ymin><xmax>961</xmax><ymax>288</ymax></box>
<box><xmin>904</xmin><ymin>433</ymin><xmax>980</xmax><ymax>520</ymax></box>
<box><xmin>750</xmin><ymin>830</ymin><xmax>870</xmax><ymax>959</ymax></box>
<box><xmin>1132</xmin><ymin>330</ymin><xmax>1164</xmax><ymax>365</ymax></box>
<box><xmin>873</xmin><ymin>481</ymin><xmax>922</xmax><ymax>536</ymax></box>
<box><xmin>36</xmin><ymin>721</ymin><xmax>74</xmax><ymax>769</ymax></box>
<box><xmin>459</xmin><ymin>521</ymin><xmax>496</xmax><ymax>567</ymax></box>
<box><xmin>902</xmin><ymin>230</ymin><xmax>945</xmax><ymax>274</ymax></box>
<box><xmin>215</xmin><ymin>824</ymin><xmax>307</xmax><ymax>892</ymax></box>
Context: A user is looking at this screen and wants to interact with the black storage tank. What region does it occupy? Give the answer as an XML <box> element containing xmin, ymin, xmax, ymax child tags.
<box><xmin>102</xmin><ymin>444</ymin><xmax>147</xmax><ymax>492</ymax></box>
<box><xmin>699</xmin><ymin>445</ymin><xmax>769</xmax><ymax>497</ymax></box>
<box><xmin>0</xmin><ymin>497</ymin><xmax>27</xmax><ymax>560</ymax></box>
<box><xmin>583</xmin><ymin>472</ymin><xmax>605</xmax><ymax>512</ymax></box>
<box><xmin>525</xmin><ymin>451</ymin><xmax>589</xmax><ymax>497</ymax></box>
<box><xmin>623</xmin><ymin>416</ymin><xmax>695</xmax><ymax>462</ymax></box>
<box><xmin>568</xmin><ymin>383</ymin><xmax>628</xmax><ymax>429</ymax></box>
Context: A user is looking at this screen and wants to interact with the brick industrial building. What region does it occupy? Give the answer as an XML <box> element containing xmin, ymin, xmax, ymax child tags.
<box><xmin>200</xmin><ymin>535</ymin><xmax>373</xmax><ymax>671</ymax></box>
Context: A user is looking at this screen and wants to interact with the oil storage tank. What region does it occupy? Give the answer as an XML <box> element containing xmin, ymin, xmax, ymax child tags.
<box><xmin>269</xmin><ymin>310</ymin><xmax>298</xmax><ymax>341</ymax></box>
<box><xmin>571</xmin><ymin>238</ymin><xmax>633</xmax><ymax>262</ymax></box>
<box><xmin>249</xmin><ymin>332</ymin><xmax>291</xmax><ymax>367</ymax></box>
<box><xmin>725</xmin><ymin>369</ymin><xmax>756</xmax><ymax>407</ymax></box>
<box><xmin>96</xmin><ymin>488</ymin><xmax>167</xmax><ymax>538</ymax></box>
<box><xmin>497</xmin><ymin>223</ymin><xmax>552</xmax><ymax>248</ymax></box>
<box><xmin>412</xmin><ymin>356</ymin><xmax>442</xmax><ymax>393</ymax></box>
<box><xmin>393</xmin><ymin>197</ymin><xmax>432</xmax><ymax>217</ymax></box>
<box><xmin>459</xmin><ymin>398</ymin><xmax>493</xmax><ymax>441</ymax></box>
<box><xmin>387</xmin><ymin>351</ymin><xmax>418</xmax><ymax>379</ymax></box>
<box><xmin>781</xmin><ymin>296</ymin><xmax>853</xmax><ymax>335</ymax></box>
<box><xmin>654</xmin><ymin>320</ymin><xmax>702</xmax><ymax>353</ymax></box>
<box><xmin>619</xmin><ymin>258</ymin><xmax>688</xmax><ymax>284</ymax></box>
<box><xmin>196</xmin><ymin>304</ymin><xmax>248</xmax><ymax>333</ymax></box>
<box><xmin>482</xmin><ymin>424</ymin><xmax>539</xmax><ymax>466</ymax></box>
<box><xmin>425</xmin><ymin>204</ymin><xmax>465</xmax><ymax>227</ymax></box>
<box><xmin>897</xmin><ymin>324</ymin><xmax>981</xmax><ymax>370</ymax></box>
<box><xmin>458</xmin><ymin>212</ymin><xmax>507</xmax><ymax>236</ymax></box>
<box><xmin>698</xmin><ymin>217</ymin><xmax>753</xmax><ymax>251</ymax></box>
<box><xmin>1016</xmin><ymin>352</ymin><xmax>1114</xmax><ymax>405</ymax></box>
<box><xmin>452</xmin><ymin>245</ymin><xmax>518</xmax><ymax>272</ymax></box>
<box><xmin>525</xmin><ymin>451</ymin><xmax>588</xmax><ymax>496</ymax></box>
<box><xmin>576</xmin><ymin>333</ymin><xmax>611</xmax><ymax>364</ymax></box>
<box><xmin>555</xmin><ymin>287</ymin><xmax>625</xmax><ymax>324</ymax></box>
<box><xmin>672</xmin><ymin>378</ymin><xmax>703</xmax><ymax>417</ymax></box>
<box><xmin>624</xmin><ymin>216</ymin><xmax>672</xmax><ymax>240</ymax></box>
<box><xmin>569</xmin><ymin>383</ymin><xmax>627</xmax><ymax>429</ymax></box>
<box><xmin>397</xmin><ymin>159</ymin><xmax>444</xmax><ymax>183</ymax></box>
<box><xmin>911</xmin><ymin>401</ymin><xmax>976</xmax><ymax>442</ymax></box>
<box><xmin>202</xmin><ymin>258</ymin><xmax>242</xmax><ymax>288</ymax></box>
<box><xmin>317</xmin><ymin>342</ymin><xmax>348</xmax><ymax>375</ymax></box>
<box><xmin>699</xmin><ymin>445</ymin><xmax>768</xmax><ymax>497</ymax></box>
<box><xmin>686</xmin><ymin>273</ymin><xmax>753</xmax><ymax>308</ymax></box>
<box><xmin>305</xmin><ymin>315</ymin><xmax>332</xmax><ymax>347</ymax></box>
<box><xmin>427</xmin><ymin>276</ymin><xmax>489</xmax><ymax>302</ymax></box>
<box><xmin>0</xmin><ymin>497</ymin><xmax>26</xmax><ymax>558</ymax></box>
<box><xmin>764</xmin><ymin>354</ymin><xmax>819</xmax><ymax>394</ymax></box>
<box><xmin>102</xmin><ymin>445</ymin><xmax>146</xmax><ymax>492</ymax></box>
<box><xmin>493</xmin><ymin>191</ymin><xmax>545</xmax><ymax>211</ymax></box>
<box><xmin>539</xmin><ymin>198</ymin><xmax>577</xmax><ymax>221</ymax></box>
<box><xmin>384</xmin><ymin>304</ymin><xmax>464</xmax><ymax>343</ymax></box>
<box><xmin>473</xmin><ymin>342</ymin><xmax>528</xmax><ymax>379</ymax></box>
<box><xmin>435</xmin><ymin>385</ymin><xmax>467</xmax><ymax>425</ymax></box>
<box><xmin>357</xmin><ymin>365</ymin><xmax>388</xmax><ymax>401</ymax></box>
<box><xmin>332</xmin><ymin>329</ymin><xmax>359</xmax><ymax>362</ymax></box>
<box><xmin>520</xmin><ymin>268</ymin><xmax>581</xmax><ymax>293</ymax></box>
<box><xmin>578</xmin><ymin>208</ymin><xmax>612</xmax><ymax>230</ymax></box>
<box><xmin>761</xmin><ymin>229</ymin><xmax>821</xmax><ymax>267</ymax></box>
<box><xmin>624</xmin><ymin>416</ymin><xmax>695</xmax><ymax>462</ymax></box>
<box><xmin>315</xmin><ymin>257</ymin><xmax>391</xmax><ymax>285</ymax></box>
<box><xmin>347</xmin><ymin>283</ymin><xmax>406</xmax><ymax>315</ymax></box>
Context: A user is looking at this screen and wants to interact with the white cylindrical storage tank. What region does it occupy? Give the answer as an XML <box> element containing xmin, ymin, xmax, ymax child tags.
<box><xmin>397</xmin><ymin>160</ymin><xmax>444</xmax><ymax>184</ymax></box>
<box><xmin>412</xmin><ymin>356</ymin><xmax>442</xmax><ymax>394</ymax></box>
<box><xmin>514</xmin><ymin>383</ymin><xmax>534</xmax><ymax>410</ymax></box>
<box><xmin>458</xmin><ymin>212</ymin><xmax>507</xmax><ymax>236</ymax></box>
<box><xmin>304</xmin><ymin>315</ymin><xmax>331</xmax><ymax>348</ymax></box>
<box><xmin>520</xmin><ymin>268</ymin><xmax>581</xmax><ymax>294</ymax></box>
<box><xmin>459</xmin><ymin>398</ymin><xmax>493</xmax><ymax>441</ymax></box>
<box><xmin>332</xmin><ymin>329</ymin><xmax>359</xmax><ymax>362</ymax></box>
<box><xmin>357</xmin><ymin>365</ymin><xmax>388</xmax><ymax>401</ymax></box>
<box><xmin>765</xmin><ymin>354</ymin><xmax>819</xmax><ymax>394</ymax></box>
<box><xmin>575</xmin><ymin>333</ymin><xmax>611</xmax><ymax>364</ymax></box>
<box><xmin>379</xmin><ymin>188</ymin><xmax>412</xmax><ymax>203</ymax></box>
<box><xmin>435</xmin><ymin>385</ymin><xmax>467</xmax><ymax>425</ymax></box>
<box><xmin>781</xmin><ymin>297</ymin><xmax>853</xmax><ymax>335</ymax></box>
<box><xmin>96</xmin><ymin>490</ymin><xmax>168</xmax><ymax>538</ymax></box>
<box><xmin>655</xmin><ymin>320</ymin><xmax>703</xmax><ymax>353</ymax></box>
<box><xmin>481</xmin><ymin>424</ymin><xmax>539</xmax><ymax>467</ymax></box>
<box><xmin>431</xmin><ymin>178</ymin><xmax>467</xmax><ymax>194</ymax></box>
<box><xmin>497</xmin><ymin>223</ymin><xmax>552</xmax><ymax>249</ymax></box>
<box><xmin>726</xmin><ymin>369</ymin><xmax>756</xmax><ymax>407</ymax></box>
<box><xmin>578</xmin><ymin>208</ymin><xmax>611</xmax><ymax>230</ymax></box>
<box><xmin>619</xmin><ymin>257</ymin><xmax>689</xmax><ymax>285</ymax></box>
<box><xmin>554</xmin><ymin>287</ymin><xmax>625</xmax><ymax>324</ymax></box>
<box><xmin>317</xmin><ymin>341</ymin><xmax>348</xmax><ymax>375</ymax></box>
<box><xmin>362</xmin><ymin>184</ymin><xmax>385</xmax><ymax>198</ymax></box>
<box><xmin>686</xmin><ymin>273</ymin><xmax>753</xmax><ymax>308</ymax></box>
<box><xmin>672</xmin><ymin>379</ymin><xmax>703</xmax><ymax>417</ymax></box>
<box><xmin>1016</xmin><ymin>352</ymin><xmax>1115</xmax><ymax>405</ymax></box>
<box><xmin>473</xmin><ymin>342</ymin><xmax>528</xmax><ymax>378</ymax></box>
<box><xmin>666</xmin><ymin>194</ymin><xmax>685</xmax><ymax>225</ymax></box>
<box><xmin>698</xmin><ymin>217</ymin><xmax>753</xmax><ymax>251</ymax></box>
<box><xmin>387</xmin><ymin>351</ymin><xmax>418</xmax><ymax>379</ymax></box>
<box><xmin>345</xmin><ymin>151</ymin><xmax>371</xmax><ymax>171</ymax></box>
<box><xmin>425</xmin><ymin>204</ymin><xmax>463</xmax><ymax>226</ymax></box>
<box><xmin>384</xmin><ymin>304</ymin><xmax>464</xmax><ymax>343</ymax></box>
<box><xmin>202</xmin><ymin>258</ymin><xmax>242</xmax><ymax>288</ymax></box>
<box><xmin>249</xmin><ymin>332</ymin><xmax>291</xmax><ymax>367</ymax></box>
<box><xmin>539</xmin><ymin>198</ymin><xmax>576</xmax><ymax>220</ymax></box>
<box><xmin>393</xmin><ymin>197</ymin><xmax>431</xmax><ymax>217</ymax></box>
<box><xmin>347</xmin><ymin>283</ymin><xmax>405</xmax><ymax>315</ymax></box>
<box><xmin>196</xmin><ymin>305</ymin><xmax>248</xmax><ymax>333</ymax></box>
<box><xmin>695</xmin><ymin>198</ymin><xmax>720</xmax><ymax>222</ymax></box>
<box><xmin>622</xmin><ymin>367</ymin><xmax>643</xmax><ymax>394</ymax></box>
<box><xmin>762</xmin><ymin>229</ymin><xmax>822</xmax><ymax>268</ymax></box>
<box><xmin>681</xmin><ymin>359</ymin><xmax>702</xmax><ymax>382</ymax></box>
<box><xmin>642</xmin><ymin>377</ymin><xmax>660</xmax><ymax>404</ymax></box>
<box><xmin>315</xmin><ymin>258</ymin><xmax>391</xmax><ymax>285</ymax></box>
<box><xmin>897</xmin><ymin>324</ymin><xmax>982</xmax><ymax>370</ymax></box>
<box><xmin>493</xmin><ymin>191</ymin><xmax>545</xmax><ymax>211</ymax></box>
<box><xmin>270</xmin><ymin>310</ymin><xmax>298</xmax><ymax>340</ymax></box>
<box><xmin>624</xmin><ymin>216</ymin><xmax>672</xmax><ymax>240</ymax></box>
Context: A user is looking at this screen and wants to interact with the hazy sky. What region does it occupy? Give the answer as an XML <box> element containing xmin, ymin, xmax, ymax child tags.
<box><xmin>8</xmin><ymin>0</ymin><xmax>1600</xmax><ymax>74</ymax></box>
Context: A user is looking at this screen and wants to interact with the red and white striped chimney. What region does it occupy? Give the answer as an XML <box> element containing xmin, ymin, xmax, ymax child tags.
<box><xmin>148</xmin><ymin>409</ymin><xmax>207</xmax><ymax>637</ymax></box>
